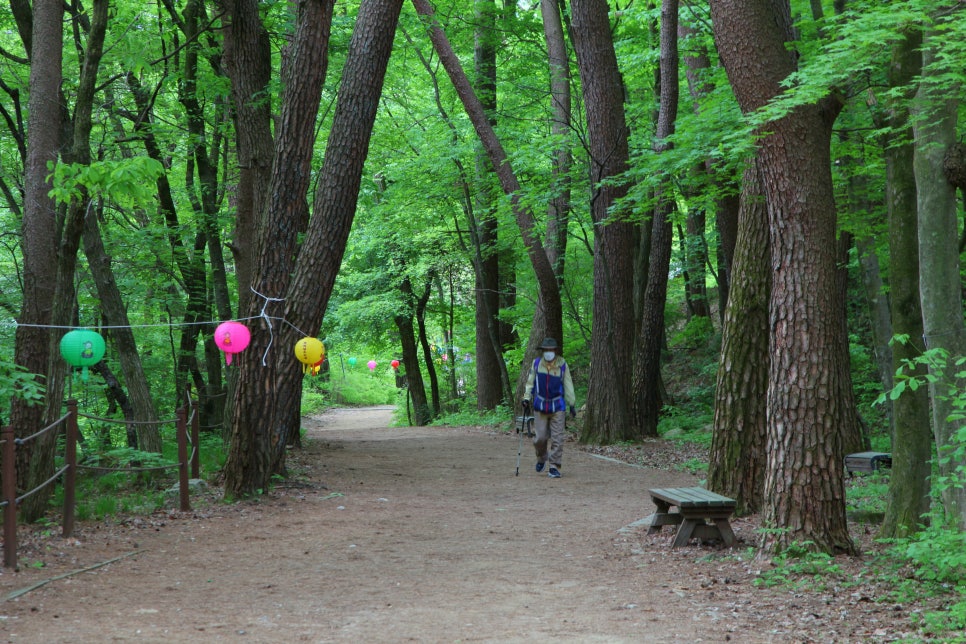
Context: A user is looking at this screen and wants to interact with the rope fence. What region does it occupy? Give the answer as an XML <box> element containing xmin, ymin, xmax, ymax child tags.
<box><xmin>1</xmin><ymin>400</ymin><xmax>200</xmax><ymax>569</ymax></box>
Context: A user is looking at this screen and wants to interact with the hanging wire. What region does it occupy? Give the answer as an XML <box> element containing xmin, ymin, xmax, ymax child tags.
<box><xmin>7</xmin><ymin>288</ymin><xmax>321</xmax><ymax>368</ymax></box>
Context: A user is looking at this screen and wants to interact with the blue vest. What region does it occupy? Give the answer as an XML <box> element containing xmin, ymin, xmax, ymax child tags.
<box><xmin>532</xmin><ymin>358</ymin><xmax>567</xmax><ymax>413</ymax></box>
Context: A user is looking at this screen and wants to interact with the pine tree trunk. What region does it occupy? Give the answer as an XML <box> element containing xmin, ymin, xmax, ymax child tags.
<box><xmin>710</xmin><ymin>0</ymin><xmax>857</xmax><ymax>554</ymax></box>
<box><xmin>224</xmin><ymin>0</ymin><xmax>343</xmax><ymax>496</ymax></box>
<box><xmin>708</xmin><ymin>163</ymin><xmax>770</xmax><ymax>515</ymax></box>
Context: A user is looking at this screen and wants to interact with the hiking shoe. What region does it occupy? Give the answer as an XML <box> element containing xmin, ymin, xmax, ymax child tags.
<box><xmin>548</xmin><ymin>467</ymin><xmax>561</xmax><ymax>479</ymax></box>
<box><xmin>535</xmin><ymin>461</ymin><xmax>546</xmax><ymax>473</ymax></box>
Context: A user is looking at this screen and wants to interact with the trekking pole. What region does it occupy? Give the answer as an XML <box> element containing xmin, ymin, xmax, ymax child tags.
<box><xmin>515</xmin><ymin>408</ymin><xmax>533</xmax><ymax>476</ymax></box>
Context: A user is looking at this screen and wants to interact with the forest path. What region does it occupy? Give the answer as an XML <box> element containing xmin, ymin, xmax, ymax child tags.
<box><xmin>0</xmin><ymin>406</ymin><xmax>823</xmax><ymax>642</ymax></box>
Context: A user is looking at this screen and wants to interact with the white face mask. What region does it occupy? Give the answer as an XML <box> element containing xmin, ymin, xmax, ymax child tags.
<box><xmin>542</xmin><ymin>351</ymin><xmax>556</xmax><ymax>362</ymax></box>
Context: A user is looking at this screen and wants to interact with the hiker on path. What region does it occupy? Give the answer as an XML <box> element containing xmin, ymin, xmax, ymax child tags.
<box><xmin>521</xmin><ymin>337</ymin><xmax>576</xmax><ymax>479</ymax></box>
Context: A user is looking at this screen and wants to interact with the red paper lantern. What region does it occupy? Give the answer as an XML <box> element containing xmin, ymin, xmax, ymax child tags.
<box><xmin>391</xmin><ymin>359</ymin><xmax>400</xmax><ymax>370</ymax></box>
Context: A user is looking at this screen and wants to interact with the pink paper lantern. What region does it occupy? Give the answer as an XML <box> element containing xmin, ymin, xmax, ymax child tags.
<box><xmin>367</xmin><ymin>360</ymin><xmax>377</xmax><ymax>371</ymax></box>
<box><xmin>214</xmin><ymin>321</ymin><xmax>251</xmax><ymax>365</ymax></box>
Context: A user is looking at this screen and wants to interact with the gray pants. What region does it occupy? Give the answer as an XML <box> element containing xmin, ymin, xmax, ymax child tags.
<box><xmin>533</xmin><ymin>410</ymin><xmax>566</xmax><ymax>468</ymax></box>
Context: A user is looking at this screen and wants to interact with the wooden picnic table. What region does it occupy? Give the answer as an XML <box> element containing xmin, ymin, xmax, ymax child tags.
<box><xmin>646</xmin><ymin>486</ymin><xmax>737</xmax><ymax>548</ymax></box>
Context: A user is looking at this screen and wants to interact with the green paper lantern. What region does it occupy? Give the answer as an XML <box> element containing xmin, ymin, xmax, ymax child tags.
<box><xmin>60</xmin><ymin>329</ymin><xmax>106</xmax><ymax>380</ymax></box>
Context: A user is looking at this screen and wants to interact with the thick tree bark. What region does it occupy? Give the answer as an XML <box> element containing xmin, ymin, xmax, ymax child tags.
<box><xmin>13</xmin><ymin>0</ymin><xmax>65</xmax><ymax>518</ymax></box>
<box><xmin>708</xmin><ymin>163</ymin><xmax>770</xmax><ymax>515</ymax></box>
<box><xmin>570</xmin><ymin>0</ymin><xmax>638</xmax><ymax>443</ymax></box>
<box><xmin>710</xmin><ymin>0</ymin><xmax>857</xmax><ymax>554</ymax></box>
<box><xmin>633</xmin><ymin>0</ymin><xmax>679</xmax><ymax>438</ymax></box>
<box><xmin>912</xmin><ymin>12</ymin><xmax>966</xmax><ymax>529</ymax></box>
<box><xmin>223</xmin><ymin>0</ymin><xmax>339</xmax><ymax>494</ymax></box>
<box><xmin>879</xmin><ymin>28</ymin><xmax>931</xmax><ymax>540</ymax></box>
<box><xmin>22</xmin><ymin>0</ymin><xmax>109</xmax><ymax>521</ymax></box>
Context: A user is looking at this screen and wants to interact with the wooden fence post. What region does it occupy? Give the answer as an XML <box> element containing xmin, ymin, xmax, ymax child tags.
<box><xmin>191</xmin><ymin>399</ymin><xmax>200</xmax><ymax>479</ymax></box>
<box><xmin>63</xmin><ymin>399</ymin><xmax>79</xmax><ymax>538</ymax></box>
<box><xmin>176</xmin><ymin>406</ymin><xmax>190</xmax><ymax>511</ymax></box>
<box><xmin>2</xmin><ymin>425</ymin><xmax>17</xmax><ymax>569</ymax></box>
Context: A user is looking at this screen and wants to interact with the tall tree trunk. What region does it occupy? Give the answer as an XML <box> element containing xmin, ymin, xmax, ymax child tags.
<box><xmin>511</xmin><ymin>0</ymin><xmax>573</xmax><ymax>407</ymax></box>
<box><xmin>472</xmin><ymin>0</ymin><xmax>504</xmax><ymax>411</ymax></box>
<box><xmin>708</xmin><ymin>163</ymin><xmax>770</xmax><ymax>515</ymax></box>
<box><xmin>715</xmin><ymin>190</ymin><xmax>740</xmax><ymax>317</ymax></box>
<box><xmin>633</xmin><ymin>0</ymin><xmax>679</xmax><ymax>438</ymax></box>
<box><xmin>510</xmin><ymin>0</ymin><xmax>575</xmax><ymax>406</ymax></box>
<box><xmin>855</xmin><ymin>235</ymin><xmax>894</xmax><ymax>431</ymax></box>
<box><xmin>541</xmin><ymin>0</ymin><xmax>572</xmax><ymax>295</ymax></box>
<box><xmin>710</xmin><ymin>0</ymin><xmax>857</xmax><ymax>554</ymax></box>
<box><xmin>401</xmin><ymin>28</ymin><xmax>511</xmax><ymax>408</ymax></box>
<box><xmin>570</xmin><ymin>0</ymin><xmax>638</xmax><ymax>443</ymax></box>
<box><xmin>223</xmin><ymin>0</ymin><xmax>338</xmax><ymax>494</ymax></box>
<box><xmin>179</xmin><ymin>0</ymin><xmax>232</xmax><ymax>432</ymax></box>
<box><xmin>397</xmin><ymin>277</ymin><xmax>431</xmax><ymax>425</ymax></box>
<box><xmin>218</xmin><ymin>0</ymin><xmax>274</xmax><ymax>315</ymax></box>
<box><xmin>411</xmin><ymin>0</ymin><xmax>564</xmax><ymax>350</ymax></box>
<box><xmin>125</xmin><ymin>72</ymin><xmax>211</xmax><ymax>410</ymax></box>
<box><xmin>677</xmin><ymin>20</ymin><xmax>714</xmax><ymax>321</ymax></box>
<box><xmin>22</xmin><ymin>0</ymin><xmax>109</xmax><ymax>521</ymax></box>
<box><xmin>879</xmin><ymin>27</ymin><xmax>931</xmax><ymax>540</ymax></box>
<box><xmin>415</xmin><ymin>275</ymin><xmax>441</xmax><ymax>416</ymax></box>
<box><xmin>912</xmin><ymin>10</ymin><xmax>966</xmax><ymax>529</ymax></box>
<box><xmin>11</xmin><ymin>0</ymin><xmax>64</xmax><ymax>506</ymax></box>
<box><xmin>83</xmin><ymin>208</ymin><xmax>162</xmax><ymax>452</ymax></box>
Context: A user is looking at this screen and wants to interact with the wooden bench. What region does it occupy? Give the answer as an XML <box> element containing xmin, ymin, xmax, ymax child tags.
<box><xmin>845</xmin><ymin>451</ymin><xmax>892</xmax><ymax>476</ymax></box>
<box><xmin>646</xmin><ymin>487</ymin><xmax>737</xmax><ymax>548</ymax></box>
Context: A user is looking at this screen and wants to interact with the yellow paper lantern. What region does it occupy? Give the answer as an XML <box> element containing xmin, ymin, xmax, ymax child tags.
<box><xmin>294</xmin><ymin>337</ymin><xmax>325</xmax><ymax>374</ymax></box>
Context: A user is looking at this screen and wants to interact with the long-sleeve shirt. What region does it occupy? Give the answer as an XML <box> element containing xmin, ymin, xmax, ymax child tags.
<box><xmin>523</xmin><ymin>356</ymin><xmax>575</xmax><ymax>413</ymax></box>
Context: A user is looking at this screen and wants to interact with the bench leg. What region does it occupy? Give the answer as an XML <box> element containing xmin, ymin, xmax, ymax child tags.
<box><xmin>671</xmin><ymin>517</ymin><xmax>737</xmax><ymax>548</ymax></box>
<box><xmin>672</xmin><ymin>519</ymin><xmax>699</xmax><ymax>548</ymax></box>
<box><xmin>714</xmin><ymin>518</ymin><xmax>736</xmax><ymax>547</ymax></box>
<box><xmin>647</xmin><ymin>499</ymin><xmax>678</xmax><ymax>536</ymax></box>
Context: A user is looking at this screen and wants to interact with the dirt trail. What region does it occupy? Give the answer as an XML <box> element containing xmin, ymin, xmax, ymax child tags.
<box><xmin>0</xmin><ymin>407</ymin><xmax>904</xmax><ymax>642</ymax></box>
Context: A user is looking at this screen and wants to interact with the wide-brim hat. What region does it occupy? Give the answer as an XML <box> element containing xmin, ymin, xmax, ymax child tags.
<box><xmin>538</xmin><ymin>337</ymin><xmax>559</xmax><ymax>350</ymax></box>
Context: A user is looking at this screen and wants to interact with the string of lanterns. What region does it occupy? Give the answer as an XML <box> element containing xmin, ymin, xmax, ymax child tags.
<box><xmin>55</xmin><ymin>283</ymin><xmax>437</xmax><ymax>377</ymax></box>
<box><xmin>57</xmin><ymin>322</ymin><xmax>396</xmax><ymax>378</ymax></box>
